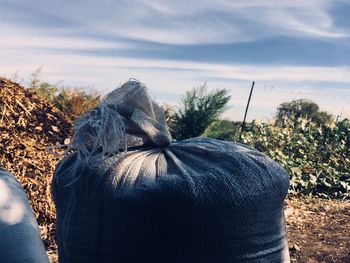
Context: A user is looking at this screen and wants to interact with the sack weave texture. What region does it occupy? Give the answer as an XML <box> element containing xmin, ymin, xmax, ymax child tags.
<box><xmin>53</xmin><ymin>80</ymin><xmax>290</xmax><ymax>263</ymax></box>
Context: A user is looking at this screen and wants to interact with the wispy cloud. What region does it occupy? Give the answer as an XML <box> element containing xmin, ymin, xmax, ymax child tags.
<box><xmin>2</xmin><ymin>46</ymin><xmax>349</xmax><ymax>85</ymax></box>
<box><xmin>0</xmin><ymin>0</ymin><xmax>348</xmax><ymax>45</ymax></box>
<box><xmin>0</xmin><ymin>0</ymin><xmax>349</xmax><ymax>120</ymax></box>
<box><xmin>1</xmin><ymin>47</ymin><xmax>349</xmax><ymax>120</ymax></box>
<box><xmin>0</xmin><ymin>25</ymin><xmax>129</xmax><ymax>50</ymax></box>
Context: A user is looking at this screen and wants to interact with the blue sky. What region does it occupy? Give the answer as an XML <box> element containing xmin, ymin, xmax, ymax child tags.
<box><xmin>1</xmin><ymin>0</ymin><xmax>350</xmax><ymax>121</ymax></box>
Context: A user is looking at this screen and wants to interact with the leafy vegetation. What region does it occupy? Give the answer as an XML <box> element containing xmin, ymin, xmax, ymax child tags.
<box><xmin>200</xmin><ymin>97</ymin><xmax>349</xmax><ymax>199</ymax></box>
<box><xmin>24</xmin><ymin>73</ymin><xmax>350</xmax><ymax>199</ymax></box>
<box><xmin>169</xmin><ymin>84</ymin><xmax>230</xmax><ymax>140</ymax></box>
<box><xmin>240</xmin><ymin>118</ymin><xmax>350</xmax><ymax>199</ymax></box>
<box><xmin>276</xmin><ymin>99</ymin><xmax>334</xmax><ymax>126</ymax></box>
<box><xmin>204</xmin><ymin>116</ymin><xmax>350</xmax><ymax>199</ymax></box>
<box><xmin>203</xmin><ymin>119</ymin><xmax>241</xmax><ymax>141</ymax></box>
<box><xmin>27</xmin><ymin>69</ymin><xmax>100</xmax><ymax>121</ymax></box>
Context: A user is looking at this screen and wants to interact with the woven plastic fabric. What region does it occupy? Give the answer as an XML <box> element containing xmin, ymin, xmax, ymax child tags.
<box><xmin>0</xmin><ymin>167</ymin><xmax>49</xmax><ymax>263</ymax></box>
<box><xmin>52</xmin><ymin>80</ymin><xmax>290</xmax><ymax>263</ymax></box>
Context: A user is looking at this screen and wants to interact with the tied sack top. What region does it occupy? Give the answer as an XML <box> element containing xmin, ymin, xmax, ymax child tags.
<box><xmin>52</xmin><ymin>80</ymin><xmax>290</xmax><ymax>263</ymax></box>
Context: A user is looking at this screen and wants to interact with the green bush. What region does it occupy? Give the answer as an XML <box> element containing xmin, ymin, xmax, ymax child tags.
<box><xmin>237</xmin><ymin>118</ymin><xmax>350</xmax><ymax>199</ymax></box>
<box><xmin>27</xmin><ymin>72</ymin><xmax>100</xmax><ymax>121</ymax></box>
<box><xmin>275</xmin><ymin>99</ymin><xmax>333</xmax><ymax>126</ymax></box>
<box><xmin>203</xmin><ymin>120</ymin><xmax>241</xmax><ymax>141</ymax></box>
<box><xmin>27</xmin><ymin>72</ymin><xmax>350</xmax><ymax>199</ymax></box>
<box><xmin>169</xmin><ymin>84</ymin><xmax>230</xmax><ymax>140</ymax></box>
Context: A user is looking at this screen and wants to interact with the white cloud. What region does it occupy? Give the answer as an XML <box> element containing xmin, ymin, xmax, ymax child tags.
<box><xmin>1</xmin><ymin>47</ymin><xmax>349</xmax><ymax>120</ymax></box>
<box><xmin>2</xmin><ymin>46</ymin><xmax>350</xmax><ymax>84</ymax></box>
<box><xmin>0</xmin><ymin>0</ymin><xmax>349</xmax><ymax>120</ymax></box>
<box><xmin>0</xmin><ymin>0</ymin><xmax>348</xmax><ymax>45</ymax></box>
<box><xmin>0</xmin><ymin>24</ymin><xmax>129</xmax><ymax>50</ymax></box>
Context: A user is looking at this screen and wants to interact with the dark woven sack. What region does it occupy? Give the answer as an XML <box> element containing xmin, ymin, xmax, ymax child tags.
<box><xmin>0</xmin><ymin>167</ymin><xmax>49</xmax><ymax>263</ymax></box>
<box><xmin>52</xmin><ymin>80</ymin><xmax>290</xmax><ymax>263</ymax></box>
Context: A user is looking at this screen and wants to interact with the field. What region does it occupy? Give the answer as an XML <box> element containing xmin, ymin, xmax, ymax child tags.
<box><xmin>286</xmin><ymin>197</ymin><xmax>350</xmax><ymax>262</ymax></box>
<box><xmin>1</xmin><ymin>77</ymin><xmax>349</xmax><ymax>262</ymax></box>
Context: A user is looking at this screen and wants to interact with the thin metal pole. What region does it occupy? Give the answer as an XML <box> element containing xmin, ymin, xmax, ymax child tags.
<box><xmin>240</xmin><ymin>81</ymin><xmax>255</xmax><ymax>140</ymax></box>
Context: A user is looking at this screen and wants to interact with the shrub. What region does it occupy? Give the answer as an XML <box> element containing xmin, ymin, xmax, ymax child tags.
<box><xmin>238</xmin><ymin>118</ymin><xmax>350</xmax><ymax>199</ymax></box>
<box><xmin>28</xmin><ymin>73</ymin><xmax>100</xmax><ymax>121</ymax></box>
<box><xmin>276</xmin><ymin>99</ymin><xmax>333</xmax><ymax>127</ymax></box>
<box><xmin>169</xmin><ymin>84</ymin><xmax>230</xmax><ymax>140</ymax></box>
<box><xmin>203</xmin><ymin>120</ymin><xmax>241</xmax><ymax>141</ymax></box>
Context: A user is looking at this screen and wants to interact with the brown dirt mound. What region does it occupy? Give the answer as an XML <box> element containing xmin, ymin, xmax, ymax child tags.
<box><xmin>286</xmin><ymin>196</ymin><xmax>350</xmax><ymax>263</ymax></box>
<box><xmin>0</xmin><ymin>77</ymin><xmax>72</xmax><ymax>260</ymax></box>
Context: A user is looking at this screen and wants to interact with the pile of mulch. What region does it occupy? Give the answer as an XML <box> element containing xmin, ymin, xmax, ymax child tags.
<box><xmin>286</xmin><ymin>196</ymin><xmax>350</xmax><ymax>262</ymax></box>
<box><xmin>0</xmin><ymin>77</ymin><xmax>72</xmax><ymax>261</ymax></box>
